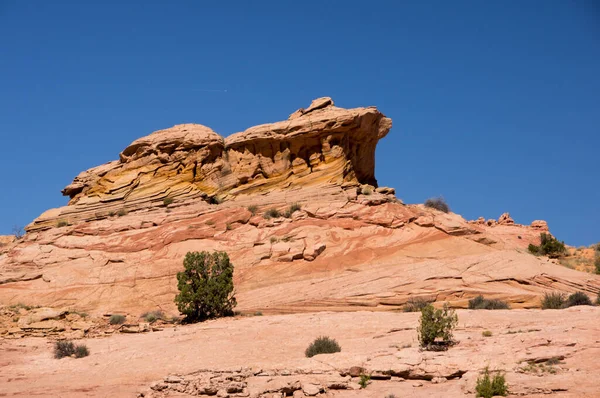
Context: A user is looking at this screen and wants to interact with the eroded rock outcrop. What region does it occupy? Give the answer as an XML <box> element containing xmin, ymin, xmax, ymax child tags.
<box><xmin>29</xmin><ymin>97</ymin><xmax>391</xmax><ymax>232</ymax></box>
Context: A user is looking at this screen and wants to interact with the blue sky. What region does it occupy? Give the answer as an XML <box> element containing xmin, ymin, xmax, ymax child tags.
<box><xmin>0</xmin><ymin>1</ymin><xmax>598</xmax><ymax>245</ymax></box>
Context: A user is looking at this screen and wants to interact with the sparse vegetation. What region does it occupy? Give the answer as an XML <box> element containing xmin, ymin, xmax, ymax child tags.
<box><xmin>141</xmin><ymin>310</ymin><xmax>165</xmax><ymax>323</ymax></box>
<box><xmin>596</xmin><ymin>292</ymin><xmax>600</xmax><ymax>305</ymax></box>
<box><xmin>117</xmin><ymin>209</ymin><xmax>128</xmax><ymax>217</ymax></box>
<box><xmin>254</xmin><ymin>311</ymin><xmax>263</xmax><ymax>316</ymax></box>
<box><xmin>109</xmin><ymin>314</ymin><xmax>126</xmax><ymax>325</ymax></box>
<box><xmin>263</xmin><ymin>208</ymin><xmax>281</xmax><ymax>219</ymax></box>
<box><xmin>284</xmin><ymin>203</ymin><xmax>302</xmax><ymax>217</ymax></box>
<box><xmin>403</xmin><ymin>297</ymin><xmax>431</xmax><ymax>312</ymax></box>
<box><xmin>482</xmin><ymin>330</ymin><xmax>492</xmax><ymax>337</ymax></box>
<box><xmin>417</xmin><ymin>304</ymin><xmax>458</xmax><ymax>350</ymax></box>
<box><xmin>12</xmin><ymin>225</ymin><xmax>24</xmax><ymax>240</ymax></box>
<box><xmin>226</xmin><ymin>223</ymin><xmax>233</xmax><ymax>231</ymax></box>
<box><xmin>270</xmin><ymin>236</ymin><xmax>279</xmax><ymax>244</ymax></box>
<box><xmin>528</xmin><ymin>233</ymin><xmax>566</xmax><ymax>258</ymax></box>
<box><xmin>358</xmin><ymin>373</ymin><xmax>371</xmax><ymax>389</ymax></box>
<box><xmin>595</xmin><ymin>254</ymin><xmax>600</xmax><ymax>275</ymax></box>
<box><xmin>566</xmin><ymin>291</ymin><xmax>592</xmax><ymax>307</ymax></box>
<box><xmin>175</xmin><ymin>251</ymin><xmax>236</xmax><ymax>323</ymax></box>
<box><xmin>305</xmin><ymin>336</ymin><xmax>341</xmax><ymax>358</ymax></box>
<box><xmin>247</xmin><ymin>205</ymin><xmax>258</xmax><ymax>216</ymax></box>
<box><xmin>54</xmin><ymin>340</ymin><xmax>89</xmax><ymax>359</ymax></box>
<box><xmin>475</xmin><ymin>367</ymin><xmax>508</xmax><ymax>398</ymax></box>
<box><xmin>163</xmin><ymin>197</ymin><xmax>173</xmax><ymax>206</ymax></box>
<box><xmin>541</xmin><ymin>292</ymin><xmax>566</xmax><ymax>309</ymax></box>
<box><xmin>468</xmin><ymin>295</ymin><xmax>510</xmax><ymax>310</ymax></box>
<box><xmin>56</xmin><ymin>220</ymin><xmax>69</xmax><ymax>228</ymax></box>
<box><xmin>9</xmin><ymin>303</ymin><xmax>36</xmax><ymax>311</ymax></box>
<box><xmin>108</xmin><ymin>211</ymin><xmax>116</xmax><ymax>217</ymax></box>
<box><xmin>424</xmin><ymin>196</ymin><xmax>450</xmax><ymax>213</ymax></box>
<box><xmin>205</xmin><ymin>220</ymin><xmax>215</xmax><ymax>226</ymax></box>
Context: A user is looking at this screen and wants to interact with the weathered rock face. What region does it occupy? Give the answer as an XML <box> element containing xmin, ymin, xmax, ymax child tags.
<box><xmin>28</xmin><ymin>97</ymin><xmax>391</xmax><ymax>232</ymax></box>
<box><xmin>1</xmin><ymin>97</ymin><xmax>599</xmax><ymax>317</ymax></box>
<box><xmin>497</xmin><ymin>212</ymin><xmax>515</xmax><ymax>225</ymax></box>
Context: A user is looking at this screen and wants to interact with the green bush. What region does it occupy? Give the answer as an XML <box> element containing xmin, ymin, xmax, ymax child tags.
<box><xmin>117</xmin><ymin>209</ymin><xmax>128</xmax><ymax>217</ymax></box>
<box><xmin>424</xmin><ymin>197</ymin><xmax>450</xmax><ymax>213</ymax></box>
<box><xmin>247</xmin><ymin>205</ymin><xmax>258</xmax><ymax>216</ymax></box>
<box><xmin>566</xmin><ymin>291</ymin><xmax>592</xmax><ymax>307</ymax></box>
<box><xmin>109</xmin><ymin>314</ymin><xmax>126</xmax><ymax>325</ymax></box>
<box><xmin>417</xmin><ymin>304</ymin><xmax>458</xmax><ymax>350</ymax></box>
<box><xmin>541</xmin><ymin>292</ymin><xmax>565</xmax><ymax>309</ymax></box>
<box><xmin>403</xmin><ymin>297</ymin><xmax>431</xmax><ymax>312</ymax></box>
<box><xmin>361</xmin><ymin>186</ymin><xmax>373</xmax><ymax>195</ymax></box>
<box><xmin>594</xmin><ymin>255</ymin><xmax>600</xmax><ymax>275</ymax></box>
<box><xmin>163</xmin><ymin>197</ymin><xmax>173</xmax><ymax>206</ymax></box>
<box><xmin>529</xmin><ymin>233</ymin><xmax>566</xmax><ymax>258</ymax></box>
<box><xmin>175</xmin><ymin>251</ymin><xmax>236</xmax><ymax>322</ymax></box>
<box><xmin>54</xmin><ymin>341</ymin><xmax>89</xmax><ymax>359</ymax></box>
<box><xmin>56</xmin><ymin>220</ymin><xmax>69</xmax><ymax>228</ymax></box>
<box><xmin>475</xmin><ymin>367</ymin><xmax>508</xmax><ymax>398</ymax></box>
<box><xmin>359</xmin><ymin>373</ymin><xmax>371</xmax><ymax>389</ymax></box>
<box><xmin>597</xmin><ymin>293</ymin><xmax>600</xmax><ymax>306</ymax></box>
<box><xmin>74</xmin><ymin>344</ymin><xmax>90</xmax><ymax>358</ymax></box>
<box><xmin>141</xmin><ymin>310</ymin><xmax>165</xmax><ymax>323</ymax></box>
<box><xmin>468</xmin><ymin>296</ymin><xmax>510</xmax><ymax>310</ymax></box>
<box><xmin>284</xmin><ymin>203</ymin><xmax>302</xmax><ymax>217</ymax></box>
<box><xmin>263</xmin><ymin>208</ymin><xmax>281</xmax><ymax>219</ymax></box>
<box><xmin>482</xmin><ymin>330</ymin><xmax>492</xmax><ymax>337</ymax></box>
<box><xmin>305</xmin><ymin>336</ymin><xmax>341</xmax><ymax>358</ymax></box>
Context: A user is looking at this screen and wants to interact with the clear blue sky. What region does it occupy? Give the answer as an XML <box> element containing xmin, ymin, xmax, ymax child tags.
<box><xmin>1</xmin><ymin>1</ymin><xmax>598</xmax><ymax>245</ymax></box>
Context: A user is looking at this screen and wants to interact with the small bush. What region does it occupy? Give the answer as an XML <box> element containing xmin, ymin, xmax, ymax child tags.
<box><xmin>284</xmin><ymin>203</ymin><xmax>302</xmax><ymax>217</ymax></box>
<box><xmin>305</xmin><ymin>336</ymin><xmax>341</xmax><ymax>358</ymax></box>
<box><xmin>403</xmin><ymin>297</ymin><xmax>431</xmax><ymax>312</ymax></box>
<box><xmin>263</xmin><ymin>208</ymin><xmax>281</xmax><ymax>219</ymax></box>
<box><xmin>596</xmin><ymin>293</ymin><xmax>600</xmax><ymax>305</ymax></box>
<box><xmin>358</xmin><ymin>373</ymin><xmax>371</xmax><ymax>389</ymax></box>
<box><xmin>468</xmin><ymin>296</ymin><xmax>510</xmax><ymax>310</ymax></box>
<box><xmin>117</xmin><ymin>209</ymin><xmax>128</xmax><ymax>217</ymax></box>
<box><xmin>566</xmin><ymin>291</ymin><xmax>592</xmax><ymax>307</ymax></box>
<box><xmin>424</xmin><ymin>196</ymin><xmax>450</xmax><ymax>213</ymax></box>
<box><xmin>226</xmin><ymin>223</ymin><xmax>233</xmax><ymax>231</ymax></box>
<box><xmin>74</xmin><ymin>344</ymin><xmax>89</xmax><ymax>358</ymax></box>
<box><xmin>205</xmin><ymin>220</ymin><xmax>215</xmax><ymax>226</ymax></box>
<box><xmin>141</xmin><ymin>310</ymin><xmax>165</xmax><ymax>323</ymax></box>
<box><xmin>541</xmin><ymin>292</ymin><xmax>565</xmax><ymax>309</ymax></box>
<box><xmin>475</xmin><ymin>367</ymin><xmax>508</xmax><ymax>398</ymax></box>
<box><xmin>163</xmin><ymin>197</ymin><xmax>173</xmax><ymax>206</ymax></box>
<box><xmin>56</xmin><ymin>220</ymin><xmax>69</xmax><ymax>228</ymax></box>
<box><xmin>108</xmin><ymin>211</ymin><xmax>116</xmax><ymax>217</ymax></box>
<box><xmin>482</xmin><ymin>330</ymin><xmax>492</xmax><ymax>337</ymax></box>
<box><xmin>12</xmin><ymin>225</ymin><xmax>24</xmax><ymax>240</ymax></box>
<box><xmin>54</xmin><ymin>341</ymin><xmax>75</xmax><ymax>358</ymax></box>
<box><xmin>594</xmin><ymin>255</ymin><xmax>600</xmax><ymax>275</ymax></box>
<box><xmin>109</xmin><ymin>314</ymin><xmax>126</xmax><ymax>325</ymax></box>
<box><xmin>529</xmin><ymin>233</ymin><xmax>566</xmax><ymax>258</ymax></box>
<box><xmin>175</xmin><ymin>251</ymin><xmax>236</xmax><ymax>322</ymax></box>
<box><xmin>247</xmin><ymin>205</ymin><xmax>258</xmax><ymax>216</ymax></box>
<box><xmin>270</xmin><ymin>236</ymin><xmax>279</xmax><ymax>244</ymax></box>
<box><xmin>254</xmin><ymin>311</ymin><xmax>263</xmax><ymax>316</ymax></box>
<box><xmin>417</xmin><ymin>304</ymin><xmax>458</xmax><ymax>350</ymax></box>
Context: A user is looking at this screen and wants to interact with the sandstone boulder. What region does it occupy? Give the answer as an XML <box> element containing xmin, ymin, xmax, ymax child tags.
<box><xmin>530</xmin><ymin>220</ymin><xmax>549</xmax><ymax>231</ymax></box>
<box><xmin>497</xmin><ymin>212</ymin><xmax>515</xmax><ymax>225</ymax></box>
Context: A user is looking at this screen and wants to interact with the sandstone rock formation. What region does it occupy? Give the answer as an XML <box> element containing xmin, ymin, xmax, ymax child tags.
<box><xmin>497</xmin><ymin>212</ymin><xmax>515</xmax><ymax>225</ymax></box>
<box><xmin>1</xmin><ymin>98</ymin><xmax>599</xmax><ymax>318</ymax></box>
<box><xmin>531</xmin><ymin>220</ymin><xmax>549</xmax><ymax>231</ymax></box>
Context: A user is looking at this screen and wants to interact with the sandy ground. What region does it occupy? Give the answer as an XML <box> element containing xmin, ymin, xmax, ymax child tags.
<box><xmin>1</xmin><ymin>307</ymin><xmax>599</xmax><ymax>397</ymax></box>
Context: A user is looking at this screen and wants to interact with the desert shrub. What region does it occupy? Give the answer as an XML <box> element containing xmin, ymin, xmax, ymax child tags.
<box><xmin>529</xmin><ymin>233</ymin><xmax>566</xmax><ymax>258</ymax></box>
<box><xmin>424</xmin><ymin>197</ymin><xmax>450</xmax><ymax>213</ymax></box>
<box><xmin>175</xmin><ymin>251</ymin><xmax>236</xmax><ymax>322</ymax></box>
<box><xmin>205</xmin><ymin>220</ymin><xmax>215</xmax><ymax>226</ymax></box>
<box><xmin>142</xmin><ymin>310</ymin><xmax>165</xmax><ymax>323</ymax></box>
<box><xmin>284</xmin><ymin>203</ymin><xmax>302</xmax><ymax>217</ymax></box>
<box><xmin>403</xmin><ymin>297</ymin><xmax>431</xmax><ymax>312</ymax></box>
<box><xmin>541</xmin><ymin>292</ymin><xmax>565</xmax><ymax>309</ymax></box>
<box><xmin>163</xmin><ymin>197</ymin><xmax>173</xmax><ymax>206</ymax></box>
<box><xmin>305</xmin><ymin>336</ymin><xmax>341</xmax><ymax>358</ymax></box>
<box><xmin>566</xmin><ymin>291</ymin><xmax>592</xmax><ymax>307</ymax></box>
<box><xmin>263</xmin><ymin>208</ymin><xmax>281</xmax><ymax>219</ymax></box>
<box><xmin>475</xmin><ymin>367</ymin><xmax>508</xmax><ymax>398</ymax></box>
<box><xmin>468</xmin><ymin>296</ymin><xmax>510</xmax><ymax>310</ymax></box>
<box><xmin>117</xmin><ymin>209</ymin><xmax>128</xmax><ymax>217</ymax></box>
<box><xmin>108</xmin><ymin>211</ymin><xmax>116</xmax><ymax>217</ymax></box>
<box><xmin>56</xmin><ymin>220</ymin><xmax>69</xmax><ymax>228</ymax></box>
<box><xmin>594</xmin><ymin>255</ymin><xmax>600</xmax><ymax>275</ymax></box>
<box><xmin>54</xmin><ymin>341</ymin><xmax>89</xmax><ymax>359</ymax></box>
<box><xmin>12</xmin><ymin>225</ymin><xmax>24</xmax><ymax>240</ymax></box>
<box><xmin>109</xmin><ymin>314</ymin><xmax>126</xmax><ymax>325</ymax></box>
<box><xmin>247</xmin><ymin>205</ymin><xmax>258</xmax><ymax>216</ymax></box>
<box><xmin>74</xmin><ymin>344</ymin><xmax>90</xmax><ymax>358</ymax></box>
<box><xmin>226</xmin><ymin>223</ymin><xmax>232</xmax><ymax>231</ymax></box>
<box><xmin>358</xmin><ymin>373</ymin><xmax>371</xmax><ymax>389</ymax></box>
<box><xmin>417</xmin><ymin>304</ymin><xmax>458</xmax><ymax>350</ymax></box>
<box><xmin>54</xmin><ymin>341</ymin><xmax>75</xmax><ymax>358</ymax></box>
<box><xmin>254</xmin><ymin>311</ymin><xmax>263</xmax><ymax>316</ymax></box>
<box><xmin>597</xmin><ymin>293</ymin><xmax>600</xmax><ymax>305</ymax></box>
<box><xmin>269</xmin><ymin>236</ymin><xmax>278</xmax><ymax>244</ymax></box>
<box><xmin>527</xmin><ymin>244</ymin><xmax>540</xmax><ymax>255</ymax></box>
<box><xmin>482</xmin><ymin>330</ymin><xmax>492</xmax><ymax>337</ymax></box>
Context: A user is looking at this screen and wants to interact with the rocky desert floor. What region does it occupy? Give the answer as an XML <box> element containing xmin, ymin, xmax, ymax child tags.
<box><xmin>2</xmin><ymin>307</ymin><xmax>599</xmax><ymax>397</ymax></box>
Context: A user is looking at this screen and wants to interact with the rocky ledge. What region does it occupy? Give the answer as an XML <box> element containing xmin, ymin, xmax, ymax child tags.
<box><xmin>28</xmin><ymin>97</ymin><xmax>391</xmax><ymax>232</ymax></box>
